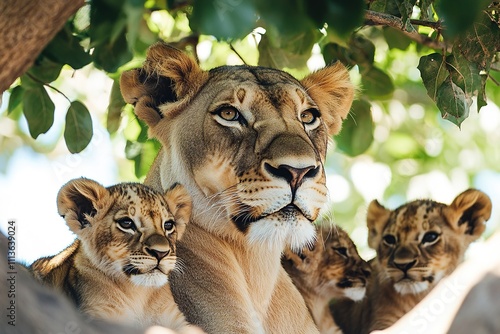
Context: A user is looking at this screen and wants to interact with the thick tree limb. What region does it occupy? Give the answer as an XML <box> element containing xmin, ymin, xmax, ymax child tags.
<box><xmin>0</xmin><ymin>0</ymin><xmax>84</xmax><ymax>93</ymax></box>
<box><xmin>364</xmin><ymin>10</ymin><xmax>451</xmax><ymax>52</ymax></box>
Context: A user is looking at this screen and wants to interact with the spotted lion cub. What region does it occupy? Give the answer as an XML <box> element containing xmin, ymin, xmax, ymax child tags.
<box><xmin>282</xmin><ymin>224</ymin><xmax>371</xmax><ymax>334</ymax></box>
<box><xmin>30</xmin><ymin>178</ymin><xmax>194</xmax><ymax>332</ymax></box>
<box><xmin>332</xmin><ymin>188</ymin><xmax>492</xmax><ymax>334</ymax></box>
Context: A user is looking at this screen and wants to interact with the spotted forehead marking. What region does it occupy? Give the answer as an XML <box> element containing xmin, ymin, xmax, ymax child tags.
<box><xmin>387</xmin><ymin>200</ymin><xmax>445</xmax><ymax>235</ymax></box>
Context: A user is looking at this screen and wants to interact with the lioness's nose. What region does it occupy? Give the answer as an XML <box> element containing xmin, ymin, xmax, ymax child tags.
<box><xmin>264</xmin><ymin>163</ymin><xmax>319</xmax><ymax>192</ymax></box>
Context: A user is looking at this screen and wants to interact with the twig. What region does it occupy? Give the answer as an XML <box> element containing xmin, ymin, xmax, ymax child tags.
<box><xmin>364</xmin><ymin>10</ymin><xmax>451</xmax><ymax>52</ymax></box>
<box><xmin>488</xmin><ymin>73</ymin><xmax>500</xmax><ymax>86</ymax></box>
<box><xmin>230</xmin><ymin>43</ymin><xmax>248</xmax><ymax>65</ymax></box>
<box><xmin>26</xmin><ymin>73</ymin><xmax>72</xmax><ymax>103</ymax></box>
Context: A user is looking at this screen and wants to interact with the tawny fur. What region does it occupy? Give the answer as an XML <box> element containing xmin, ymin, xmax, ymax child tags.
<box><xmin>283</xmin><ymin>224</ymin><xmax>371</xmax><ymax>334</ymax></box>
<box><xmin>120</xmin><ymin>42</ymin><xmax>355</xmax><ymax>333</ymax></box>
<box><xmin>331</xmin><ymin>189</ymin><xmax>492</xmax><ymax>334</ymax></box>
<box><xmin>30</xmin><ymin>178</ymin><xmax>196</xmax><ymax>333</ymax></box>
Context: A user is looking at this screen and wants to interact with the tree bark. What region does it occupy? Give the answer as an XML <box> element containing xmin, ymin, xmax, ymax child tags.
<box><xmin>0</xmin><ymin>0</ymin><xmax>84</xmax><ymax>93</ymax></box>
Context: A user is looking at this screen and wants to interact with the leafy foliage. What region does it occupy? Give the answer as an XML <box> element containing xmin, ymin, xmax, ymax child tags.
<box><xmin>3</xmin><ymin>0</ymin><xmax>500</xmax><ymax>178</ymax></box>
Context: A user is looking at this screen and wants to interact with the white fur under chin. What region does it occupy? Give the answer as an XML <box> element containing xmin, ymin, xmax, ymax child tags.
<box><xmin>247</xmin><ymin>217</ymin><xmax>316</xmax><ymax>252</ymax></box>
<box><xmin>394</xmin><ymin>280</ymin><xmax>429</xmax><ymax>295</ymax></box>
<box><xmin>343</xmin><ymin>287</ymin><xmax>366</xmax><ymax>301</ymax></box>
<box><xmin>131</xmin><ymin>271</ymin><xmax>169</xmax><ymax>287</ymax></box>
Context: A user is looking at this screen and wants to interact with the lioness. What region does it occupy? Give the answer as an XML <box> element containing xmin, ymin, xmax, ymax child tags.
<box><xmin>331</xmin><ymin>189</ymin><xmax>492</xmax><ymax>334</ymax></box>
<box><xmin>282</xmin><ymin>224</ymin><xmax>371</xmax><ymax>334</ymax></box>
<box><xmin>30</xmin><ymin>178</ymin><xmax>194</xmax><ymax>333</ymax></box>
<box><xmin>120</xmin><ymin>42</ymin><xmax>355</xmax><ymax>333</ymax></box>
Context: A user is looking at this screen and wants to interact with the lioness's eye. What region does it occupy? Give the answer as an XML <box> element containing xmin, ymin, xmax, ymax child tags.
<box><xmin>164</xmin><ymin>220</ymin><xmax>175</xmax><ymax>232</ymax></box>
<box><xmin>116</xmin><ymin>218</ymin><xmax>135</xmax><ymax>231</ymax></box>
<box><xmin>383</xmin><ymin>234</ymin><xmax>397</xmax><ymax>246</ymax></box>
<box><xmin>300</xmin><ymin>109</ymin><xmax>319</xmax><ymax>125</ymax></box>
<box><xmin>334</xmin><ymin>247</ymin><xmax>348</xmax><ymax>257</ymax></box>
<box><xmin>216</xmin><ymin>107</ymin><xmax>240</xmax><ymax>121</ymax></box>
<box><xmin>422</xmin><ymin>231</ymin><xmax>440</xmax><ymax>244</ymax></box>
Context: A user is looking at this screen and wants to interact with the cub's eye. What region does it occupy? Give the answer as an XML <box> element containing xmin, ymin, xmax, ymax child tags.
<box><xmin>116</xmin><ymin>218</ymin><xmax>135</xmax><ymax>231</ymax></box>
<box><xmin>422</xmin><ymin>231</ymin><xmax>440</xmax><ymax>244</ymax></box>
<box><xmin>334</xmin><ymin>247</ymin><xmax>348</xmax><ymax>257</ymax></box>
<box><xmin>215</xmin><ymin>106</ymin><xmax>240</xmax><ymax>121</ymax></box>
<box><xmin>383</xmin><ymin>234</ymin><xmax>397</xmax><ymax>246</ymax></box>
<box><xmin>300</xmin><ymin>109</ymin><xmax>319</xmax><ymax>125</ymax></box>
<box><xmin>164</xmin><ymin>220</ymin><xmax>175</xmax><ymax>232</ymax></box>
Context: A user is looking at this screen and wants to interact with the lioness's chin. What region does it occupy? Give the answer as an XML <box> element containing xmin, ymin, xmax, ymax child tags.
<box><xmin>394</xmin><ymin>280</ymin><xmax>429</xmax><ymax>295</ymax></box>
<box><xmin>130</xmin><ymin>270</ymin><xmax>169</xmax><ymax>287</ymax></box>
<box><xmin>246</xmin><ymin>214</ymin><xmax>316</xmax><ymax>252</ymax></box>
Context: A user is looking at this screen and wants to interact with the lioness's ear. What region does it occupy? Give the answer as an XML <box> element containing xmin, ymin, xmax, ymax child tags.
<box><xmin>443</xmin><ymin>189</ymin><xmax>491</xmax><ymax>241</ymax></box>
<box><xmin>367</xmin><ymin>200</ymin><xmax>391</xmax><ymax>249</ymax></box>
<box><xmin>301</xmin><ymin>62</ymin><xmax>355</xmax><ymax>136</ymax></box>
<box><xmin>120</xmin><ymin>42</ymin><xmax>208</xmax><ymax>129</ymax></box>
<box><xmin>164</xmin><ymin>183</ymin><xmax>192</xmax><ymax>239</ymax></box>
<box><xmin>57</xmin><ymin>178</ymin><xmax>109</xmax><ymax>233</ymax></box>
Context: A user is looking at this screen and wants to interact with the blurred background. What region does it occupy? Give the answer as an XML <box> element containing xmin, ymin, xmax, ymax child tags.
<box><xmin>1</xmin><ymin>1</ymin><xmax>499</xmax><ymax>263</ymax></box>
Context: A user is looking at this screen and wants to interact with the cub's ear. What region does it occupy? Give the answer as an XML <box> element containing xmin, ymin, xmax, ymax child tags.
<box><xmin>367</xmin><ymin>200</ymin><xmax>391</xmax><ymax>249</ymax></box>
<box><xmin>57</xmin><ymin>178</ymin><xmax>109</xmax><ymax>234</ymax></box>
<box><xmin>443</xmin><ymin>189</ymin><xmax>492</xmax><ymax>241</ymax></box>
<box><xmin>120</xmin><ymin>42</ymin><xmax>208</xmax><ymax>129</ymax></box>
<box><xmin>164</xmin><ymin>183</ymin><xmax>192</xmax><ymax>240</ymax></box>
<box><xmin>301</xmin><ymin>62</ymin><xmax>355</xmax><ymax>136</ymax></box>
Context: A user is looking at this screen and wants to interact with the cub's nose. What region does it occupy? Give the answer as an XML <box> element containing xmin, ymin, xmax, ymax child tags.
<box><xmin>145</xmin><ymin>247</ymin><xmax>170</xmax><ymax>260</ymax></box>
<box><xmin>394</xmin><ymin>260</ymin><xmax>417</xmax><ymax>272</ymax></box>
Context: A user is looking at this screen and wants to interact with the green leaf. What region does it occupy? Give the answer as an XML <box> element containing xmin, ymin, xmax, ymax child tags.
<box><xmin>322</xmin><ymin>43</ymin><xmax>355</xmax><ymax>67</ymax></box>
<box><xmin>256</xmin><ymin>0</ymin><xmax>314</xmax><ymax>38</ymax></box>
<box><xmin>90</xmin><ymin>0</ymin><xmax>123</xmax><ymax>46</ymax></box>
<box><xmin>395</xmin><ymin>0</ymin><xmax>416</xmax><ymax>28</ymax></box>
<box><xmin>383</xmin><ymin>27</ymin><xmax>412</xmax><ymax>50</ymax></box>
<box><xmin>92</xmin><ymin>31</ymin><xmax>133</xmax><ymax>72</ymax></box>
<box><xmin>23</xmin><ymin>87</ymin><xmax>55</xmax><ymax>139</ymax></box>
<box><xmin>455</xmin><ymin>11</ymin><xmax>500</xmax><ymax>71</ymax></box>
<box><xmin>436</xmin><ymin>0</ymin><xmax>491</xmax><ymax>38</ymax></box>
<box><xmin>107</xmin><ymin>80</ymin><xmax>126</xmax><ymax>134</ymax></box>
<box><xmin>307</xmin><ymin>0</ymin><xmax>364</xmax><ymax>38</ymax></box>
<box><xmin>436</xmin><ymin>80</ymin><xmax>470</xmax><ymax>127</ymax></box>
<box><xmin>370</xmin><ymin>0</ymin><xmax>401</xmax><ymax>17</ymax></box>
<box><xmin>349</xmin><ymin>35</ymin><xmax>375</xmax><ymax>66</ymax></box>
<box><xmin>418</xmin><ymin>53</ymin><xmax>449</xmax><ymax>101</ymax></box>
<box><xmin>65</xmin><ymin>101</ymin><xmax>93</xmax><ymax>153</ymax></box>
<box><xmin>336</xmin><ymin>99</ymin><xmax>374</xmax><ymax>156</ymax></box>
<box><xmin>27</xmin><ymin>57</ymin><xmax>63</xmax><ymax>83</ymax></box>
<box><xmin>124</xmin><ymin>0</ymin><xmax>145</xmax><ymax>51</ymax></box>
<box><xmin>360</xmin><ymin>66</ymin><xmax>395</xmax><ymax>99</ymax></box>
<box><xmin>126</xmin><ymin>140</ymin><xmax>161</xmax><ymax>178</ymax></box>
<box><xmin>419</xmin><ymin>0</ymin><xmax>434</xmax><ymax>20</ymax></box>
<box><xmin>43</xmin><ymin>25</ymin><xmax>92</xmax><ymax>70</ymax></box>
<box><xmin>258</xmin><ymin>34</ymin><xmax>311</xmax><ymax>69</ymax></box>
<box><xmin>447</xmin><ymin>53</ymin><xmax>481</xmax><ymax>102</ymax></box>
<box><xmin>7</xmin><ymin>86</ymin><xmax>24</xmax><ymax>115</ymax></box>
<box><xmin>190</xmin><ymin>0</ymin><xmax>256</xmax><ymax>39</ymax></box>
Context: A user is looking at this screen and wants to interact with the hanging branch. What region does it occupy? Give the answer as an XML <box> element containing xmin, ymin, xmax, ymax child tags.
<box><xmin>364</xmin><ymin>10</ymin><xmax>451</xmax><ymax>52</ymax></box>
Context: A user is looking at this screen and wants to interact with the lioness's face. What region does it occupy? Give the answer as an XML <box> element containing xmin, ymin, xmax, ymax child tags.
<box><xmin>367</xmin><ymin>190</ymin><xmax>491</xmax><ymax>295</ymax></box>
<box><xmin>120</xmin><ymin>43</ymin><xmax>355</xmax><ymax>251</ymax></box>
<box><xmin>284</xmin><ymin>227</ymin><xmax>371</xmax><ymax>301</ymax></box>
<box><xmin>58</xmin><ymin>179</ymin><xmax>192</xmax><ymax>287</ymax></box>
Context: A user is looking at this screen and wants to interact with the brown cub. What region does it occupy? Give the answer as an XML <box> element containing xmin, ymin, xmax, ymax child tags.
<box><xmin>30</xmin><ymin>178</ymin><xmax>195</xmax><ymax>332</ymax></box>
<box><xmin>283</xmin><ymin>224</ymin><xmax>371</xmax><ymax>334</ymax></box>
<box><xmin>332</xmin><ymin>189</ymin><xmax>492</xmax><ymax>334</ymax></box>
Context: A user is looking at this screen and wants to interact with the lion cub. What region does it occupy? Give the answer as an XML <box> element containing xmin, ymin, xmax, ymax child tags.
<box><xmin>31</xmin><ymin>178</ymin><xmax>194</xmax><ymax>332</ymax></box>
<box><xmin>332</xmin><ymin>189</ymin><xmax>492</xmax><ymax>334</ymax></box>
<box><xmin>282</xmin><ymin>224</ymin><xmax>371</xmax><ymax>334</ymax></box>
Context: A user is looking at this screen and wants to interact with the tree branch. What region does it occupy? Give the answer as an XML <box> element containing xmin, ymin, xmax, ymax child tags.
<box><xmin>364</xmin><ymin>10</ymin><xmax>451</xmax><ymax>52</ymax></box>
<box><xmin>0</xmin><ymin>0</ymin><xmax>85</xmax><ymax>93</ymax></box>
